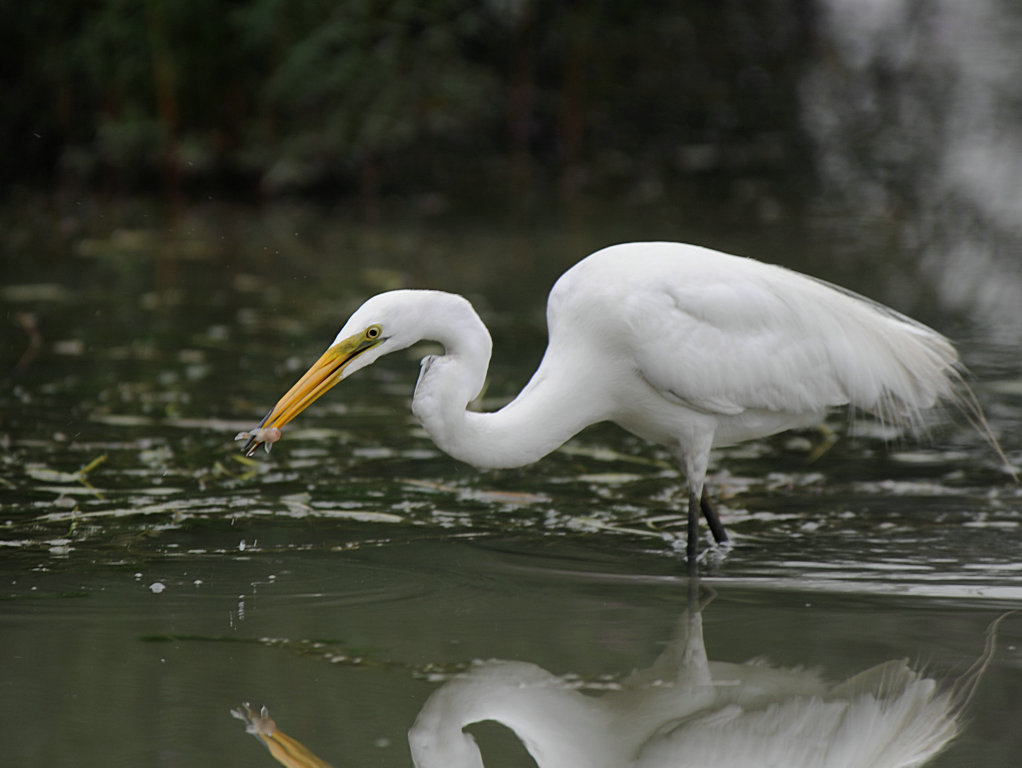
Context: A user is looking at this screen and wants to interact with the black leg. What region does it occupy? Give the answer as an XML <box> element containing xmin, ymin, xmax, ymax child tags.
<box><xmin>700</xmin><ymin>488</ymin><xmax>729</xmax><ymax>545</ymax></box>
<box><xmin>686</xmin><ymin>490</ymin><xmax>700</xmax><ymax>573</ymax></box>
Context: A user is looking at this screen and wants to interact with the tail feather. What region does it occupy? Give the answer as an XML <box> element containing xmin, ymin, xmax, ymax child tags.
<box><xmin>808</xmin><ymin>275</ymin><xmax>1014</xmax><ymax>477</ymax></box>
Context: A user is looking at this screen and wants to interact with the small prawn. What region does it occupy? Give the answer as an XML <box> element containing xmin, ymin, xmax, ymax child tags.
<box><xmin>235</xmin><ymin>426</ymin><xmax>282</xmax><ymax>456</ymax></box>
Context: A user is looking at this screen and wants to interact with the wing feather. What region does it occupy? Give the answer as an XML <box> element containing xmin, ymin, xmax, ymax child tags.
<box><xmin>554</xmin><ymin>243</ymin><xmax>962</xmax><ymax>432</ymax></box>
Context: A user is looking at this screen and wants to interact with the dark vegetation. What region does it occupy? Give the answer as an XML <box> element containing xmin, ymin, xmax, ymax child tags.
<box><xmin>3</xmin><ymin>0</ymin><xmax>815</xmax><ymax>214</ymax></box>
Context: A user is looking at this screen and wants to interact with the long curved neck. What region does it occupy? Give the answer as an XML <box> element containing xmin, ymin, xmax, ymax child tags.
<box><xmin>411</xmin><ymin>314</ymin><xmax>601</xmax><ymax>470</ymax></box>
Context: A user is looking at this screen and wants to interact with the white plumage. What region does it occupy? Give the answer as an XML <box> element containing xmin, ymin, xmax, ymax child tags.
<box><xmin>240</xmin><ymin>242</ymin><xmax>1005</xmax><ymax>565</ymax></box>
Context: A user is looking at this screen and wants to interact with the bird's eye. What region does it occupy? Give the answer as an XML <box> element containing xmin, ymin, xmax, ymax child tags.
<box><xmin>365</xmin><ymin>325</ymin><xmax>381</xmax><ymax>340</ymax></box>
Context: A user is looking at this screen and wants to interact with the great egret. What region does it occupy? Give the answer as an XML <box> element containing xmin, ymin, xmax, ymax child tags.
<box><xmin>238</xmin><ymin>241</ymin><xmax>1005</xmax><ymax>566</ymax></box>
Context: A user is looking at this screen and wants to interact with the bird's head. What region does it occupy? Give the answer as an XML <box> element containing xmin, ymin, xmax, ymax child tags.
<box><xmin>239</xmin><ymin>290</ymin><xmax>478</xmax><ymax>456</ymax></box>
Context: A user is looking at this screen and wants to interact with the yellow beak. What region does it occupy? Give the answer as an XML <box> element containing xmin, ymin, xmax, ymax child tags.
<box><xmin>241</xmin><ymin>331</ymin><xmax>379</xmax><ymax>456</ymax></box>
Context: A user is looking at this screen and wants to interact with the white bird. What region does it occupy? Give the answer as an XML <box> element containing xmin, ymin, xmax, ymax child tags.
<box><xmin>239</xmin><ymin>241</ymin><xmax>1006</xmax><ymax>566</ymax></box>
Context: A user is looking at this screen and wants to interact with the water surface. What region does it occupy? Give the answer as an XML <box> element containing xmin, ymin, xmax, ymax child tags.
<box><xmin>2</xmin><ymin>196</ymin><xmax>1021</xmax><ymax>767</ymax></box>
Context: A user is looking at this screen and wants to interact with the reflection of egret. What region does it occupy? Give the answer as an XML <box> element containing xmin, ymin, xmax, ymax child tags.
<box><xmin>231</xmin><ymin>704</ymin><xmax>331</xmax><ymax>768</ymax></box>
<box><xmin>239</xmin><ymin>242</ymin><xmax>1006</xmax><ymax>565</ymax></box>
<box><xmin>229</xmin><ymin>597</ymin><xmax>1004</xmax><ymax>768</ymax></box>
<box><xmin>408</xmin><ymin>604</ymin><xmax>1002</xmax><ymax>768</ymax></box>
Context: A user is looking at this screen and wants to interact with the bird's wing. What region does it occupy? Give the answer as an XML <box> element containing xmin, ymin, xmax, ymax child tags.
<box><xmin>620</xmin><ymin>257</ymin><xmax>959</xmax><ymax>425</ymax></box>
<box><xmin>624</xmin><ymin>272</ymin><xmax>845</xmax><ymax>416</ymax></box>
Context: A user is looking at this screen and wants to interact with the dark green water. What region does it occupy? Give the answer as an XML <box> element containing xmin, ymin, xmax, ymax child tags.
<box><xmin>2</xmin><ymin>199</ymin><xmax>1021</xmax><ymax>766</ymax></box>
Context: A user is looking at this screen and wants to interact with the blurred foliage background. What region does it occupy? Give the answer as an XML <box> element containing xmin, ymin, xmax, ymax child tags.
<box><xmin>2</xmin><ymin>0</ymin><xmax>814</xmax><ymax>216</ymax></box>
